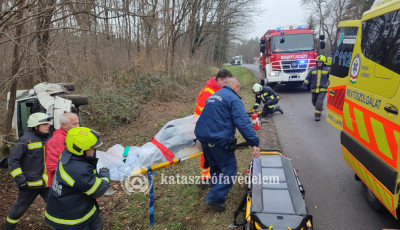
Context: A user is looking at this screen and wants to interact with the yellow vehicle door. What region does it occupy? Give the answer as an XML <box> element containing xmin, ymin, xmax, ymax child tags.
<box><xmin>326</xmin><ymin>21</ymin><xmax>360</xmax><ymax>130</ymax></box>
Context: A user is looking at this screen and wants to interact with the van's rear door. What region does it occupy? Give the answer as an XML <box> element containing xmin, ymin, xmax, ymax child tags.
<box><xmin>326</xmin><ymin>20</ymin><xmax>360</xmax><ymax>130</ymax></box>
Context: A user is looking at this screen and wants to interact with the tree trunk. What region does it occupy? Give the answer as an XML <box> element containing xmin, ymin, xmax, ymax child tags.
<box><xmin>37</xmin><ymin>0</ymin><xmax>56</xmax><ymax>82</ymax></box>
<box><xmin>2</xmin><ymin>0</ymin><xmax>24</xmax><ymax>155</ymax></box>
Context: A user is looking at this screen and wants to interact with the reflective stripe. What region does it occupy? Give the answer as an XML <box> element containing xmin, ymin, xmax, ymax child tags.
<box><xmin>268</xmin><ymin>105</ymin><xmax>274</xmax><ymax>108</ymax></box>
<box><xmin>315</xmin><ymin>110</ymin><xmax>322</xmax><ymax>114</ymax></box>
<box><xmin>59</xmin><ymin>162</ymin><xmax>75</xmax><ymax>187</ymax></box>
<box><xmin>196</xmin><ymin>103</ymin><xmax>204</xmax><ymax>112</ymax></box>
<box><xmin>27</xmin><ymin>142</ymin><xmax>42</xmax><ymax>150</ymax></box>
<box><xmin>270</xmin><ymin>95</ymin><xmax>275</xmax><ymax>100</ymax></box>
<box><xmin>27</xmin><ymin>180</ymin><xmax>43</xmax><ymax>187</ymax></box>
<box><xmin>45</xmin><ymin>205</ymin><xmax>96</xmax><ymax>225</ymax></box>
<box><xmin>316</xmin><ymin>70</ymin><xmax>321</xmax><ymax>93</ymax></box>
<box><xmin>10</xmin><ymin>168</ymin><xmax>22</xmax><ymax>178</ymax></box>
<box><xmin>370</xmin><ymin>118</ymin><xmax>392</xmax><ymax>160</ymax></box>
<box><xmin>100</xmin><ymin>177</ymin><xmax>109</xmax><ymax>183</ymax></box>
<box><xmin>343</xmin><ymin>102</ymin><xmax>354</xmax><ymax>131</ymax></box>
<box><xmin>204</xmin><ymin>88</ymin><xmax>215</xmax><ymax>94</ymax></box>
<box><xmin>85</xmin><ymin>177</ymin><xmax>101</xmax><ymax>195</ymax></box>
<box><xmin>354</xmin><ymin>108</ymin><xmax>370</xmax><ymax>143</ymax></box>
<box><xmin>6</xmin><ymin>216</ymin><xmax>20</xmax><ymax>224</ymax></box>
<box><xmin>42</xmin><ymin>173</ymin><xmax>48</xmax><ymax>186</ymax></box>
<box><xmin>304</xmin><ymin>80</ymin><xmax>309</xmax><ymax>84</ymax></box>
<box><xmin>254</xmin><ymin>103</ymin><xmax>260</xmax><ymax>107</ymax></box>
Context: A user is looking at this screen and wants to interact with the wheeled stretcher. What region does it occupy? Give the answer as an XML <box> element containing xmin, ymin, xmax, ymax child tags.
<box><xmin>234</xmin><ymin>150</ymin><xmax>313</xmax><ymax>230</ymax></box>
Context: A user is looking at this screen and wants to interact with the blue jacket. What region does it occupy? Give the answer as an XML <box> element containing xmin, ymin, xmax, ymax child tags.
<box><xmin>195</xmin><ymin>86</ymin><xmax>259</xmax><ymax>150</ymax></box>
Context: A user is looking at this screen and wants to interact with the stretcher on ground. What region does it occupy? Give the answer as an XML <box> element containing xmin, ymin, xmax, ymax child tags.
<box><xmin>234</xmin><ymin>150</ymin><xmax>313</xmax><ymax>230</ymax></box>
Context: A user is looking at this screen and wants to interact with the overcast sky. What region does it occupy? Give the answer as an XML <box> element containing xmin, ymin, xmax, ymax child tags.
<box><xmin>244</xmin><ymin>0</ymin><xmax>309</xmax><ymax>39</ymax></box>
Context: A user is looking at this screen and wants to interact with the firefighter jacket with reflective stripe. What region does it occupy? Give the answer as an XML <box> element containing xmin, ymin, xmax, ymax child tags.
<box><xmin>194</xmin><ymin>77</ymin><xmax>221</xmax><ymax>116</ymax></box>
<box><xmin>45</xmin><ymin>150</ymin><xmax>110</xmax><ymax>229</ymax></box>
<box><xmin>45</xmin><ymin>128</ymin><xmax>67</xmax><ymax>187</ymax></box>
<box><xmin>195</xmin><ymin>86</ymin><xmax>259</xmax><ymax>150</ymax></box>
<box><xmin>253</xmin><ymin>86</ymin><xmax>279</xmax><ymax>110</ymax></box>
<box><xmin>304</xmin><ymin>65</ymin><xmax>330</xmax><ymax>93</ymax></box>
<box><xmin>8</xmin><ymin>129</ymin><xmax>49</xmax><ymax>188</ymax></box>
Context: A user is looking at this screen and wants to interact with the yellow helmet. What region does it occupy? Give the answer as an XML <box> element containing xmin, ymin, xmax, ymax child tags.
<box><xmin>253</xmin><ymin>83</ymin><xmax>263</xmax><ymax>93</ymax></box>
<box><xmin>326</xmin><ymin>57</ymin><xmax>332</xmax><ymax>66</ymax></box>
<box><xmin>27</xmin><ymin>112</ymin><xmax>52</xmax><ymax>127</ymax></box>
<box><xmin>316</xmin><ymin>55</ymin><xmax>327</xmax><ymax>64</ymax></box>
<box><xmin>66</xmin><ymin>127</ymin><xmax>102</xmax><ymax>156</ymax></box>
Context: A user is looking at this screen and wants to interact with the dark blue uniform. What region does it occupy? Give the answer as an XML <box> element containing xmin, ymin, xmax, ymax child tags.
<box><xmin>45</xmin><ymin>150</ymin><xmax>110</xmax><ymax>229</ymax></box>
<box><xmin>195</xmin><ymin>86</ymin><xmax>259</xmax><ymax>204</ymax></box>
<box><xmin>6</xmin><ymin>129</ymin><xmax>49</xmax><ymax>229</ymax></box>
<box><xmin>253</xmin><ymin>86</ymin><xmax>280</xmax><ymax>116</ymax></box>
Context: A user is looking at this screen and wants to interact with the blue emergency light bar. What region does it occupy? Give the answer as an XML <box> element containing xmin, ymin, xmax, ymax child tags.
<box><xmin>298</xmin><ymin>25</ymin><xmax>307</xmax><ymax>29</ymax></box>
<box><xmin>277</xmin><ymin>27</ymin><xmax>285</xmax><ymax>31</ymax></box>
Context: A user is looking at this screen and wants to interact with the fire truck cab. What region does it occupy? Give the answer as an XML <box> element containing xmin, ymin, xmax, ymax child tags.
<box><xmin>259</xmin><ymin>26</ymin><xmax>322</xmax><ymax>87</ymax></box>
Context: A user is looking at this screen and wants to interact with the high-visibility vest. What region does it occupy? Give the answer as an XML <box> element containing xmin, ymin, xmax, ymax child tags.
<box><xmin>194</xmin><ymin>85</ymin><xmax>220</xmax><ymax>116</ymax></box>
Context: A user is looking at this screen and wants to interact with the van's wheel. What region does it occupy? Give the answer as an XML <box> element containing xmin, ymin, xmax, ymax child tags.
<box><xmin>58</xmin><ymin>94</ymin><xmax>89</xmax><ymax>106</ymax></box>
<box><xmin>363</xmin><ymin>184</ymin><xmax>385</xmax><ymax>211</ymax></box>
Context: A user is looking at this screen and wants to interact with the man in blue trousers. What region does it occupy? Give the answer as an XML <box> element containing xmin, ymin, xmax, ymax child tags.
<box><xmin>195</xmin><ymin>77</ymin><xmax>261</xmax><ymax>212</ymax></box>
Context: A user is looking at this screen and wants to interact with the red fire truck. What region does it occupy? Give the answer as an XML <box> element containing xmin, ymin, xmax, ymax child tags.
<box><xmin>259</xmin><ymin>26</ymin><xmax>325</xmax><ymax>87</ymax></box>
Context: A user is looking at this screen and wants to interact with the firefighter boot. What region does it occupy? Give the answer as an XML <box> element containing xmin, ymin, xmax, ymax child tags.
<box><xmin>273</xmin><ymin>105</ymin><xmax>283</xmax><ymax>114</ymax></box>
<box><xmin>262</xmin><ymin>108</ymin><xmax>273</xmax><ymax>118</ymax></box>
<box><xmin>315</xmin><ymin>113</ymin><xmax>321</xmax><ymax>121</ymax></box>
<box><xmin>5</xmin><ymin>222</ymin><xmax>17</xmax><ymax>230</ymax></box>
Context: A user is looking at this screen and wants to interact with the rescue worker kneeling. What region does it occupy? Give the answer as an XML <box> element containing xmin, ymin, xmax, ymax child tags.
<box><xmin>45</xmin><ymin>127</ymin><xmax>110</xmax><ymax>230</ymax></box>
<box><xmin>252</xmin><ymin>83</ymin><xmax>283</xmax><ymax>117</ymax></box>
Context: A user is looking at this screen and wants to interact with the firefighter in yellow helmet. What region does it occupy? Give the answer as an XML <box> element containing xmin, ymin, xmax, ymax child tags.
<box><xmin>6</xmin><ymin>113</ymin><xmax>52</xmax><ymax>230</ymax></box>
<box><xmin>45</xmin><ymin>127</ymin><xmax>110</xmax><ymax>229</ymax></box>
<box><xmin>302</xmin><ymin>55</ymin><xmax>330</xmax><ymax>121</ymax></box>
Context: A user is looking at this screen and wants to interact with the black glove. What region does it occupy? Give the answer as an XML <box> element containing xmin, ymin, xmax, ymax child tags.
<box><xmin>99</xmin><ymin>167</ymin><xmax>110</xmax><ymax>179</ymax></box>
<box><xmin>302</xmin><ymin>82</ymin><xmax>308</xmax><ymax>89</ymax></box>
<box><xmin>18</xmin><ymin>182</ymin><xmax>28</xmax><ymax>189</ymax></box>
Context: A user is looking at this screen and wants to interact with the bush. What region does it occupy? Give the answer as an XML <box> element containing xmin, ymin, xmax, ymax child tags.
<box><xmin>84</xmin><ymin>69</ymin><xmax>180</xmax><ymax>130</ymax></box>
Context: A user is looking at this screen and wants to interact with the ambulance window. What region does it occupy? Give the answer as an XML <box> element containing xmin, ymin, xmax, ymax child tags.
<box><xmin>361</xmin><ymin>9</ymin><xmax>400</xmax><ymax>75</ymax></box>
<box><xmin>330</xmin><ymin>27</ymin><xmax>358</xmax><ymax>78</ymax></box>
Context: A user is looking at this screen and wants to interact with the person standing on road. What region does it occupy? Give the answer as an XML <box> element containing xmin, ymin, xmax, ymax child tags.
<box><xmin>194</xmin><ymin>69</ymin><xmax>233</xmax><ymax>182</ymax></box>
<box><xmin>252</xmin><ymin>83</ymin><xmax>283</xmax><ymax>117</ymax></box>
<box><xmin>45</xmin><ymin>127</ymin><xmax>110</xmax><ymax>230</ymax></box>
<box><xmin>302</xmin><ymin>55</ymin><xmax>330</xmax><ymax>121</ymax></box>
<box><xmin>6</xmin><ymin>113</ymin><xmax>52</xmax><ymax>230</ymax></box>
<box><xmin>45</xmin><ymin>112</ymin><xmax>80</xmax><ymax>187</ymax></box>
<box><xmin>195</xmin><ymin>77</ymin><xmax>261</xmax><ymax>212</ymax></box>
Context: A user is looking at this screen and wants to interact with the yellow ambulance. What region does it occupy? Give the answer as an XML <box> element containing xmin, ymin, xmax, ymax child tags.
<box><xmin>326</xmin><ymin>0</ymin><xmax>400</xmax><ymax>218</ymax></box>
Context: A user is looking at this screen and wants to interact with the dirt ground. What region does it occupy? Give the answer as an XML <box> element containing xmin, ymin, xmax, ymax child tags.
<box><xmin>0</xmin><ymin>68</ymin><xmax>281</xmax><ymax>229</ymax></box>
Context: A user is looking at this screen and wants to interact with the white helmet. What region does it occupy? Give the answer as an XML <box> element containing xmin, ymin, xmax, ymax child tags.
<box><xmin>27</xmin><ymin>113</ymin><xmax>52</xmax><ymax>127</ymax></box>
<box><xmin>253</xmin><ymin>83</ymin><xmax>263</xmax><ymax>93</ymax></box>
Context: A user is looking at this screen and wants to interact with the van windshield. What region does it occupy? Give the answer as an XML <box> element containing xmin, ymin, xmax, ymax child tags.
<box><xmin>272</xmin><ymin>33</ymin><xmax>315</xmax><ymax>53</ymax></box>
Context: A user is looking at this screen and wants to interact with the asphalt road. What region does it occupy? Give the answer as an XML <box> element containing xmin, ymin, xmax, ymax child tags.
<box><xmin>242</xmin><ymin>64</ymin><xmax>399</xmax><ymax>229</ymax></box>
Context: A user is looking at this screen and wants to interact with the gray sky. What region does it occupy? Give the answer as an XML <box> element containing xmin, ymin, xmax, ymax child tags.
<box><xmin>244</xmin><ymin>0</ymin><xmax>308</xmax><ymax>39</ymax></box>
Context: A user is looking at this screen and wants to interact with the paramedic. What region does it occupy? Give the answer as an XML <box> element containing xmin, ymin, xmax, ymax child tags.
<box><xmin>45</xmin><ymin>127</ymin><xmax>110</xmax><ymax>229</ymax></box>
<box><xmin>194</xmin><ymin>69</ymin><xmax>233</xmax><ymax>182</ymax></box>
<box><xmin>302</xmin><ymin>55</ymin><xmax>330</xmax><ymax>121</ymax></box>
<box><xmin>195</xmin><ymin>77</ymin><xmax>260</xmax><ymax>212</ymax></box>
<box><xmin>45</xmin><ymin>112</ymin><xmax>80</xmax><ymax>187</ymax></box>
<box><xmin>6</xmin><ymin>113</ymin><xmax>52</xmax><ymax>230</ymax></box>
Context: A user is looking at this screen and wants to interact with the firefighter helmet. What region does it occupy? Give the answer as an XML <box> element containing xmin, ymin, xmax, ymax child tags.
<box><xmin>66</xmin><ymin>127</ymin><xmax>102</xmax><ymax>156</ymax></box>
<box><xmin>316</xmin><ymin>55</ymin><xmax>327</xmax><ymax>64</ymax></box>
<box><xmin>326</xmin><ymin>57</ymin><xmax>332</xmax><ymax>66</ymax></box>
<box><xmin>27</xmin><ymin>113</ymin><xmax>52</xmax><ymax>127</ymax></box>
<box><xmin>253</xmin><ymin>83</ymin><xmax>263</xmax><ymax>93</ymax></box>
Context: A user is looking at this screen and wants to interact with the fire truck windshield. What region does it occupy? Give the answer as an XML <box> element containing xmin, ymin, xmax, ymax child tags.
<box><xmin>272</xmin><ymin>33</ymin><xmax>315</xmax><ymax>53</ymax></box>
